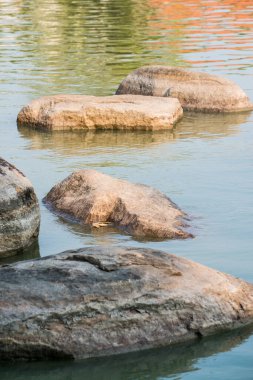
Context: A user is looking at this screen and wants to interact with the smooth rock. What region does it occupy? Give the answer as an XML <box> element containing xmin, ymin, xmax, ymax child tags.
<box><xmin>1</xmin><ymin>246</ymin><xmax>253</xmax><ymax>360</ymax></box>
<box><xmin>0</xmin><ymin>158</ymin><xmax>40</xmax><ymax>258</ymax></box>
<box><xmin>116</xmin><ymin>66</ymin><xmax>253</xmax><ymax>113</ymax></box>
<box><xmin>17</xmin><ymin>94</ymin><xmax>183</xmax><ymax>131</ymax></box>
<box><xmin>44</xmin><ymin>169</ymin><xmax>191</xmax><ymax>240</ymax></box>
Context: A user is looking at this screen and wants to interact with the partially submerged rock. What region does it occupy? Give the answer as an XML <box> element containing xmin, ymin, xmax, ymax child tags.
<box><xmin>1</xmin><ymin>246</ymin><xmax>253</xmax><ymax>360</ymax></box>
<box><xmin>116</xmin><ymin>66</ymin><xmax>253</xmax><ymax>113</ymax></box>
<box><xmin>17</xmin><ymin>94</ymin><xmax>183</xmax><ymax>131</ymax></box>
<box><xmin>44</xmin><ymin>169</ymin><xmax>191</xmax><ymax>240</ymax></box>
<box><xmin>0</xmin><ymin>158</ymin><xmax>40</xmax><ymax>258</ymax></box>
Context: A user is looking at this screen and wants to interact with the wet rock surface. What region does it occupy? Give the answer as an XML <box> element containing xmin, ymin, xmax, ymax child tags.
<box><xmin>116</xmin><ymin>66</ymin><xmax>253</xmax><ymax>113</ymax></box>
<box><xmin>0</xmin><ymin>158</ymin><xmax>40</xmax><ymax>258</ymax></box>
<box><xmin>1</xmin><ymin>246</ymin><xmax>253</xmax><ymax>361</ymax></box>
<box><xmin>17</xmin><ymin>94</ymin><xmax>183</xmax><ymax>131</ymax></box>
<box><xmin>44</xmin><ymin>169</ymin><xmax>191</xmax><ymax>240</ymax></box>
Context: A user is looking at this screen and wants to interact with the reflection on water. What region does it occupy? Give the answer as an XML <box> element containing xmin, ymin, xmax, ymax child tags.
<box><xmin>148</xmin><ymin>0</ymin><xmax>253</xmax><ymax>70</ymax></box>
<box><xmin>0</xmin><ymin>240</ymin><xmax>40</xmax><ymax>264</ymax></box>
<box><xmin>1</xmin><ymin>325</ymin><xmax>253</xmax><ymax>380</ymax></box>
<box><xmin>1</xmin><ymin>0</ymin><xmax>253</xmax><ymax>100</ymax></box>
<box><xmin>1</xmin><ymin>0</ymin><xmax>253</xmax><ymax>379</ymax></box>
<box><xmin>18</xmin><ymin>111</ymin><xmax>251</xmax><ymax>156</ymax></box>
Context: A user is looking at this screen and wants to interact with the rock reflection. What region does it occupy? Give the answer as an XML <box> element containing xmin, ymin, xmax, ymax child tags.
<box><xmin>0</xmin><ymin>239</ymin><xmax>40</xmax><ymax>265</ymax></box>
<box><xmin>0</xmin><ymin>325</ymin><xmax>253</xmax><ymax>380</ymax></box>
<box><xmin>174</xmin><ymin>111</ymin><xmax>251</xmax><ymax>139</ymax></box>
<box><xmin>18</xmin><ymin>111</ymin><xmax>251</xmax><ymax>156</ymax></box>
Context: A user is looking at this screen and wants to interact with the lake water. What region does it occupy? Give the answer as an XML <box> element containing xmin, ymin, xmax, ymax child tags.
<box><xmin>0</xmin><ymin>0</ymin><xmax>253</xmax><ymax>378</ymax></box>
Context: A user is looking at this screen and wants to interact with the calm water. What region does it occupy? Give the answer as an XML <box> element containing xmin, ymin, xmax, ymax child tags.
<box><xmin>0</xmin><ymin>0</ymin><xmax>253</xmax><ymax>378</ymax></box>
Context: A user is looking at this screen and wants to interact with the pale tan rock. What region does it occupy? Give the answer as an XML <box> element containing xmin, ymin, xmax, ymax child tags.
<box><xmin>1</xmin><ymin>246</ymin><xmax>253</xmax><ymax>360</ymax></box>
<box><xmin>0</xmin><ymin>158</ymin><xmax>40</xmax><ymax>258</ymax></box>
<box><xmin>44</xmin><ymin>169</ymin><xmax>191</xmax><ymax>240</ymax></box>
<box><xmin>17</xmin><ymin>94</ymin><xmax>183</xmax><ymax>131</ymax></box>
<box><xmin>116</xmin><ymin>66</ymin><xmax>253</xmax><ymax>113</ymax></box>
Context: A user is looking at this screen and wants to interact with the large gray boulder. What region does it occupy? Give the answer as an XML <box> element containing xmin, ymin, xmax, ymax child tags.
<box><xmin>17</xmin><ymin>94</ymin><xmax>183</xmax><ymax>131</ymax></box>
<box><xmin>0</xmin><ymin>158</ymin><xmax>40</xmax><ymax>258</ymax></box>
<box><xmin>44</xmin><ymin>169</ymin><xmax>191</xmax><ymax>240</ymax></box>
<box><xmin>0</xmin><ymin>246</ymin><xmax>253</xmax><ymax>361</ymax></box>
<box><xmin>116</xmin><ymin>66</ymin><xmax>253</xmax><ymax>113</ymax></box>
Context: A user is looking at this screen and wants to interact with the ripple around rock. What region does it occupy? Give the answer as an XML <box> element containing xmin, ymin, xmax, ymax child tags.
<box><xmin>116</xmin><ymin>66</ymin><xmax>253</xmax><ymax>113</ymax></box>
<box><xmin>0</xmin><ymin>158</ymin><xmax>40</xmax><ymax>258</ymax></box>
<box><xmin>44</xmin><ymin>169</ymin><xmax>192</xmax><ymax>240</ymax></box>
<box><xmin>1</xmin><ymin>246</ymin><xmax>253</xmax><ymax>361</ymax></box>
<box><xmin>17</xmin><ymin>94</ymin><xmax>183</xmax><ymax>131</ymax></box>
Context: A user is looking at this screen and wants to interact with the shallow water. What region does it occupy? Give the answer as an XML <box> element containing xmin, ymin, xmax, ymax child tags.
<box><xmin>0</xmin><ymin>0</ymin><xmax>253</xmax><ymax>378</ymax></box>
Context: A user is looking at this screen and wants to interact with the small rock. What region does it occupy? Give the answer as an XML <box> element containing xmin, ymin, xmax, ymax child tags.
<box><xmin>0</xmin><ymin>246</ymin><xmax>253</xmax><ymax>360</ymax></box>
<box><xmin>0</xmin><ymin>158</ymin><xmax>40</xmax><ymax>258</ymax></box>
<box><xmin>44</xmin><ymin>169</ymin><xmax>191</xmax><ymax>240</ymax></box>
<box><xmin>17</xmin><ymin>94</ymin><xmax>183</xmax><ymax>131</ymax></box>
<box><xmin>116</xmin><ymin>66</ymin><xmax>253</xmax><ymax>113</ymax></box>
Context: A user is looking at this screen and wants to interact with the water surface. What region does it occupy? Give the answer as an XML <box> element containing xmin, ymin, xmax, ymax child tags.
<box><xmin>0</xmin><ymin>0</ymin><xmax>253</xmax><ymax>378</ymax></box>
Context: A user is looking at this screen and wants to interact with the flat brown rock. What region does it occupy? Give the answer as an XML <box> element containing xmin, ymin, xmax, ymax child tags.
<box><xmin>17</xmin><ymin>94</ymin><xmax>183</xmax><ymax>131</ymax></box>
<box><xmin>0</xmin><ymin>158</ymin><xmax>40</xmax><ymax>258</ymax></box>
<box><xmin>44</xmin><ymin>169</ymin><xmax>191</xmax><ymax>240</ymax></box>
<box><xmin>1</xmin><ymin>246</ymin><xmax>253</xmax><ymax>360</ymax></box>
<box><xmin>116</xmin><ymin>66</ymin><xmax>253</xmax><ymax>113</ymax></box>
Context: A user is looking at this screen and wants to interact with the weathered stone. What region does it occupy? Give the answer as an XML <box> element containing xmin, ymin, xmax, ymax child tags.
<box><xmin>0</xmin><ymin>158</ymin><xmax>40</xmax><ymax>258</ymax></box>
<box><xmin>116</xmin><ymin>66</ymin><xmax>253</xmax><ymax>113</ymax></box>
<box><xmin>0</xmin><ymin>246</ymin><xmax>253</xmax><ymax>361</ymax></box>
<box><xmin>17</xmin><ymin>94</ymin><xmax>183</xmax><ymax>131</ymax></box>
<box><xmin>44</xmin><ymin>169</ymin><xmax>191</xmax><ymax>240</ymax></box>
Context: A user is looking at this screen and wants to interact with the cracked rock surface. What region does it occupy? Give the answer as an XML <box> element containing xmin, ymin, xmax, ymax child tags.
<box><xmin>44</xmin><ymin>169</ymin><xmax>191</xmax><ymax>240</ymax></box>
<box><xmin>116</xmin><ymin>66</ymin><xmax>253</xmax><ymax>113</ymax></box>
<box><xmin>0</xmin><ymin>158</ymin><xmax>40</xmax><ymax>258</ymax></box>
<box><xmin>17</xmin><ymin>94</ymin><xmax>183</xmax><ymax>131</ymax></box>
<box><xmin>1</xmin><ymin>246</ymin><xmax>253</xmax><ymax>360</ymax></box>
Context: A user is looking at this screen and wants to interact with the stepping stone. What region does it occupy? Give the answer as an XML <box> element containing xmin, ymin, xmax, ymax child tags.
<box><xmin>0</xmin><ymin>157</ymin><xmax>40</xmax><ymax>258</ymax></box>
<box><xmin>116</xmin><ymin>66</ymin><xmax>253</xmax><ymax>113</ymax></box>
<box><xmin>44</xmin><ymin>169</ymin><xmax>192</xmax><ymax>240</ymax></box>
<box><xmin>1</xmin><ymin>246</ymin><xmax>253</xmax><ymax>360</ymax></box>
<box><xmin>17</xmin><ymin>94</ymin><xmax>183</xmax><ymax>131</ymax></box>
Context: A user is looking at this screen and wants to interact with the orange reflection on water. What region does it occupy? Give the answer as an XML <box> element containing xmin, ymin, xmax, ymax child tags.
<box><xmin>146</xmin><ymin>0</ymin><xmax>253</xmax><ymax>66</ymax></box>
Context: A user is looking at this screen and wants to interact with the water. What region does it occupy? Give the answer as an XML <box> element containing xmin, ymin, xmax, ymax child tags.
<box><xmin>0</xmin><ymin>0</ymin><xmax>253</xmax><ymax>378</ymax></box>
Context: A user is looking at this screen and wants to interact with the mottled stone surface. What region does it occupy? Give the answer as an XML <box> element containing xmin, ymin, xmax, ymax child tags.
<box><xmin>17</xmin><ymin>94</ymin><xmax>183</xmax><ymax>131</ymax></box>
<box><xmin>0</xmin><ymin>158</ymin><xmax>40</xmax><ymax>258</ymax></box>
<box><xmin>0</xmin><ymin>246</ymin><xmax>253</xmax><ymax>361</ymax></box>
<box><xmin>44</xmin><ymin>169</ymin><xmax>191</xmax><ymax>240</ymax></box>
<box><xmin>116</xmin><ymin>66</ymin><xmax>253</xmax><ymax>113</ymax></box>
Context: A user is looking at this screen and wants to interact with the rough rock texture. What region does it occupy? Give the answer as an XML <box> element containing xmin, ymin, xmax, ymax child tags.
<box><xmin>116</xmin><ymin>66</ymin><xmax>253</xmax><ymax>113</ymax></box>
<box><xmin>17</xmin><ymin>94</ymin><xmax>183</xmax><ymax>131</ymax></box>
<box><xmin>44</xmin><ymin>169</ymin><xmax>191</xmax><ymax>240</ymax></box>
<box><xmin>0</xmin><ymin>158</ymin><xmax>40</xmax><ymax>258</ymax></box>
<box><xmin>1</xmin><ymin>246</ymin><xmax>253</xmax><ymax>361</ymax></box>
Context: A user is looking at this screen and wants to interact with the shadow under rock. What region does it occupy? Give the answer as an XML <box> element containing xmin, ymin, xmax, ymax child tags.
<box><xmin>0</xmin><ymin>239</ymin><xmax>40</xmax><ymax>265</ymax></box>
<box><xmin>0</xmin><ymin>324</ymin><xmax>253</xmax><ymax>380</ymax></box>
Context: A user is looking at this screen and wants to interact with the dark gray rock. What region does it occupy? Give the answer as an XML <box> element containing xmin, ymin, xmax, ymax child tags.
<box><xmin>0</xmin><ymin>158</ymin><xmax>40</xmax><ymax>258</ymax></box>
<box><xmin>0</xmin><ymin>246</ymin><xmax>253</xmax><ymax>361</ymax></box>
